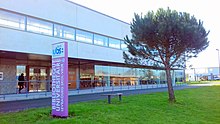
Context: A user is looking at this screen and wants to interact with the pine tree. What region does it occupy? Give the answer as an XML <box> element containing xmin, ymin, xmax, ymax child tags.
<box><xmin>124</xmin><ymin>8</ymin><xmax>209</xmax><ymax>102</ymax></box>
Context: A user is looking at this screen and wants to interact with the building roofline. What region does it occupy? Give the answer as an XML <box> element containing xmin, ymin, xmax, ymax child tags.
<box><xmin>65</xmin><ymin>0</ymin><xmax>130</xmax><ymax>25</ymax></box>
<box><xmin>189</xmin><ymin>67</ymin><xmax>220</xmax><ymax>69</ymax></box>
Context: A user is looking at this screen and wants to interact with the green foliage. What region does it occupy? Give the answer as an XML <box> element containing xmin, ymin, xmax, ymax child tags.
<box><xmin>124</xmin><ymin>7</ymin><xmax>210</xmax><ymax>102</ymax></box>
<box><xmin>0</xmin><ymin>86</ymin><xmax>220</xmax><ymax>124</ymax></box>
<box><xmin>124</xmin><ymin>7</ymin><xmax>209</xmax><ymax>68</ymax></box>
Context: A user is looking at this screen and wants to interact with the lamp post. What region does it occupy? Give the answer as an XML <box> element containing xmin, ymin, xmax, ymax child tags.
<box><xmin>216</xmin><ymin>49</ymin><xmax>220</xmax><ymax>77</ymax></box>
<box><xmin>193</xmin><ymin>68</ymin><xmax>196</xmax><ymax>81</ymax></box>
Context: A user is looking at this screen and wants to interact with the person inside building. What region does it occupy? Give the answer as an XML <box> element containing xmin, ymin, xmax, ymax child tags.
<box><xmin>18</xmin><ymin>73</ymin><xmax>25</xmax><ymax>93</ymax></box>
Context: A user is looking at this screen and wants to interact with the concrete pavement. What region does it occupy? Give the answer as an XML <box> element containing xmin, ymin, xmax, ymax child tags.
<box><xmin>0</xmin><ymin>84</ymin><xmax>171</xmax><ymax>102</ymax></box>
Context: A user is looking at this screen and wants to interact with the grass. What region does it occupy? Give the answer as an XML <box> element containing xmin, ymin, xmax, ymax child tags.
<box><xmin>186</xmin><ymin>80</ymin><xmax>220</xmax><ymax>84</ymax></box>
<box><xmin>186</xmin><ymin>81</ymin><xmax>209</xmax><ymax>84</ymax></box>
<box><xmin>0</xmin><ymin>86</ymin><xmax>220</xmax><ymax>124</ymax></box>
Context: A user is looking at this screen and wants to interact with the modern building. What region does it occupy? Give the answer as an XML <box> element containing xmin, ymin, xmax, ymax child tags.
<box><xmin>0</xmin><ymin>0</ymin><xmax>183</xmax><ymax>94</ymax></box>
<box><xmin>186</xmin><ymin>67</ymin><xmax>220</xmax><ymax>81</ymax></box>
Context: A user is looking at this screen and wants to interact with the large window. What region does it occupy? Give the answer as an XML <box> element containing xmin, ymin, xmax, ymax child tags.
<box><xmin>94</xmin><ymin>34</ymin><xmax>108</xmax><ymax>46</ymax></box>
<box><xmin>95</xmin><ymin>65</ymin><xmax>137</xmax><ymax>77</ymax></box>
<box><xmin>95</xmin><ymin>65</ymin><xmax>109</xmax><ymax>76</ymax></box>
<box><xmin>76</xmin><ymin>30</ymin><xmax>93</xmax><ymax>44</ymax></box>
<box><xmin>159</xmin><ymin>70</ymin><xmax>167</xmax><ymax>84</ymax></box>
<box><xmin>0</xmin><ymin>10</ymin><xmax>128</xmax><ymax>51</ymax></box>
<box><xmin>27</xmin><ymin>17</ymin><xmax>53</xmax><ymax>35</ymax></box>
<box><xmin>175</xmin><ymin>70</ymin><xmax>184</xmax><ymax>82</ymax></box>
<box><xmin>120</xmin><ymin>40</ymin><xmax>128</xmax><ymax>50</ymax></box>
<box><xmin>0</xmin><ymin>10</ymin><xmax>25</xmax><ymax>30</ymax></box>
<box><xmin>54</xmin><ymin>24</ymin><xmax>75</xmax><ymax>40</ymax></box>
<box><xmin>16</xmin><ymin>65</ymin><xmax>26</xmax><ymax>79</ymax></box>
<box><xmin>109</xmin><ymin>38</ymin><xmax>120</xmax><ymax>49</ymax></box>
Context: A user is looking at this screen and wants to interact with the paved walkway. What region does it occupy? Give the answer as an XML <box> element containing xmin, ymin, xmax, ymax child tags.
<box><xmin>0</xmin><ymin>82</ymin><xmax>219</xmax><ymax>113</ymax></box>
<box><xmin>1</xmin><ymin>82</ymin><xmax>219</xmax><ymax>102</ymax></box>
<box><xmin>0</xmin><ymin>85</ymin><xmax>190</xmax><ymax>113</ymax></box>
<box><xmin>0</xmin><ymin>84</ymin><xmax>171</xmax><ymax>102</ymax></box>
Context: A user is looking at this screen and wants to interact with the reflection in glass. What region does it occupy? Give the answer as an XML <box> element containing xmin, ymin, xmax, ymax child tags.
<box><xmin>0</xmin><ymin>10</ymin><xmax>25</xmax><ymax>30</ymax></box>
<box><xmin>54</xmin><ymin>24</ymin><xmax>75</xmax><ymax>40</ymax></box>
<box><xmin>94</xmin><ymin>34</ymin><xmax>108</xmax><ymax>46</ymax></box>
<box><xmin>16</xmin><ymin>65</ymin><xmax>26</xmax><ymax>78</ymax></box>
<box><xmin>109</xmin><ymin>38</ymin><xmax>120</xmax><ymax>49</ymax></box>
<box><xmin>76</xmin><ymin>30</ymin><xmax>93</xmax><ymax>43</ymax></box>
<box><xmin>0</xmin><ymin>10</ymin><xmax>129</xmax><ymax>51</ymax></box>
<box><xmin>29</xmin><ymin>68</ymin><xmax>47</xmax><ymax>92</ymax></box>
<box><xmin>175</xmin><ymin>70</ymin><xmax>184</xmax><ymax>82</ymax></box>
<box><xmin>27</xmin><ymin>17</ymin><xmax>53</xmax><ymax>35</ymax></box>
<box><xmin>121</xmin><ymin>40</ymin><xmax>128</xmax><ymax>50</ymax></box>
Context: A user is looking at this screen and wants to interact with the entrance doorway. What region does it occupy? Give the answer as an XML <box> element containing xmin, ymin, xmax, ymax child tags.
<box><xmin>29</xmin><ymin>67</ymin><xmax>48</xmax><ymax>92</ymax></box>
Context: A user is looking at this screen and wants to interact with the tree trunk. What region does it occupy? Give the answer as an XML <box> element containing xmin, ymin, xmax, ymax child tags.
<box><xmin>165</xmin><ymin>67</ymin><xmax>176</xmax><ymax>103</ymax></box>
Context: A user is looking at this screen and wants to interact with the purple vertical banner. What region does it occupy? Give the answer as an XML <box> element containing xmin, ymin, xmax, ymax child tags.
<box><xmin>52</xmin><ymin>42</ymin><xmax>68</xmax><ymax>118</ymax></box>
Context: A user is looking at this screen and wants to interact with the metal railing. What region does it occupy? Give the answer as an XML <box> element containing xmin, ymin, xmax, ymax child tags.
<box><xmin>0</xmin><ymin>80</ymin><xmax>187</xmax><ymax>96</ymax></box>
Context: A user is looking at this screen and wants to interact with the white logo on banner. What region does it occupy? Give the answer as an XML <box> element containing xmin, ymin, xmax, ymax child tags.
<box><xmin>52</xmin><ymin>43</ymin><xmax>65</xmax><ymax>58</ymax></box>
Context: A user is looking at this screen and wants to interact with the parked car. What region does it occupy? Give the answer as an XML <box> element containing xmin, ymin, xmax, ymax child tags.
<box><xmin>213</xmin><ymin>77</ymin><xmax>220</xmax><ymax>80</ymax></box>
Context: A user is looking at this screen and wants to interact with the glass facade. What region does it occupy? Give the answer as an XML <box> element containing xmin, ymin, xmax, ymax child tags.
<box><xmin>29</xmin><ymin>67</ymin><xmax>47</xmax><ymax>92</ymax></box>
<box><xmin>14</xmin><ymin>62</ymin><xmax>183</xmax><ymax>91</ymax></box>
<box><xmin>121</xmin><ymin>41</ymin><xmax>128</xmax><ymax>50</ymax></box>
<box><xmin>109</xmin><ymin>38</ymin><xmax>121</xmax><ymax>49</ymax></box>
<box><xmin>94</xmin><ymin>34</ymin><xmax>108</xmax><ymax>46</ymax></box>
<box><xmin>76</xmin><ymin>29</ymin><xmax>93</xmax><ymax>44</ymax></box>
<box><xmin>27</xmin><ymin>17</ymin><xmax>53</xmax><ymax>35</ymax></box>
<box><xmin>77</xmin><ymin>64</ymin><xmax>171</xmax><ymax>89</ymax></box>
<box><xmin>175</xmin><ymin>70</ymin><xmax>184</xmax><ymax>82</ymax></box>
<box><xmin>0</xmin><ymin>9</ymin><xmax>185</xmax><ymax>93</ymax></box>
<box><xmin>0</xmin><ymin>9</ymin><xmax>127</xmax><ymax>50</ymax></box>
<box><xmin>16</xmin><ymin>65</ymin><xmax>26</xmax><ymax>78</ymax></box>
<box><xmin>94</xmin><ymin>65</ymin><xmax>175</xmax><ymax>86</ymax></box>
<box><xmin>54</xmin><ymin>24</ymin><xmax>75</xmax><ymax>40</ymax></box>
<box><xmin>0</xmin><ymin>10</ymin><xmax>25</xmax><ymax>30</ymax></box>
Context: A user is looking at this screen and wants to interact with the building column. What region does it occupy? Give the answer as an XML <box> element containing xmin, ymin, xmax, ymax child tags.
<box><xmin>183</xmin><ymin>69</ymin><xmax>186</xmax><ymax>83</ymax></box>
<box><xmin>26</xmin><ymin>65</ymin><xmax>30</xmax><ymax>92</ymax></box>
<box><xmin>46</xmin><ymin>66</ymin><xmax>51</xmax><ymax>91</ymax></box>
<box><xmin>76</xmin><ymin>67</ymin><xmax>80</xmax><ymax>90</ymax></box>
<box><xmin>103</xmin><ymin>75</ymin><xmax>110</xmax><ymax>87</ymax></box>
<box><xmin>137</xmin><ymin>78</ymin><xmax>140</xmax><ymax>85</ymax></box>
<box><xmin>172</xmin><ymin>70</ymin><xmax>175</xmax><ymax>86</ymax></box>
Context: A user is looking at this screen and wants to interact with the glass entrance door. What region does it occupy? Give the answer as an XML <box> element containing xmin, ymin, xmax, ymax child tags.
<box><xmin>29</xmin><ymin>67</ymin><xmax>47</xmax><ymax>92</ymax></box>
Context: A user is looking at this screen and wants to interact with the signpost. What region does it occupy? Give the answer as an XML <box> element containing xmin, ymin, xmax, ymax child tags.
<box><xmin>51</xmin><ymin>42</ymin><xmax>68</xmax><ymax>118</ymax></box>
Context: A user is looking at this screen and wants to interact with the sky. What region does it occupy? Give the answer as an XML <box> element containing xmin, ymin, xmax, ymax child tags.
<box><xmin>70</xmin><ymin>0</ymin><xmax>220</xmax><ymax>69</ymax></box>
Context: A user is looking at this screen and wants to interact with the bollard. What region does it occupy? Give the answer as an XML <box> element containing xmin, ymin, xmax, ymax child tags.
<box><xmin>108</xmin><ymin>95</ymin><xmax>111</xmax><ymax>104</ymax></box>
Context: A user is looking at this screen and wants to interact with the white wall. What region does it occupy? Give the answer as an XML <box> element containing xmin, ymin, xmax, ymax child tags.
<box><xmin>75</xmin><ymin>5</ymin><xmax>130</xmax><ymax>39</ymax></box>
<box><xmin>0</xmin><ymin>27</ymin><xmax>124</xmax><ymax>63</ymax></box>
<box><xmin>0</xmin><ymin>0</ymin><xmax>131</xmax><ymax>39</ymax></box>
